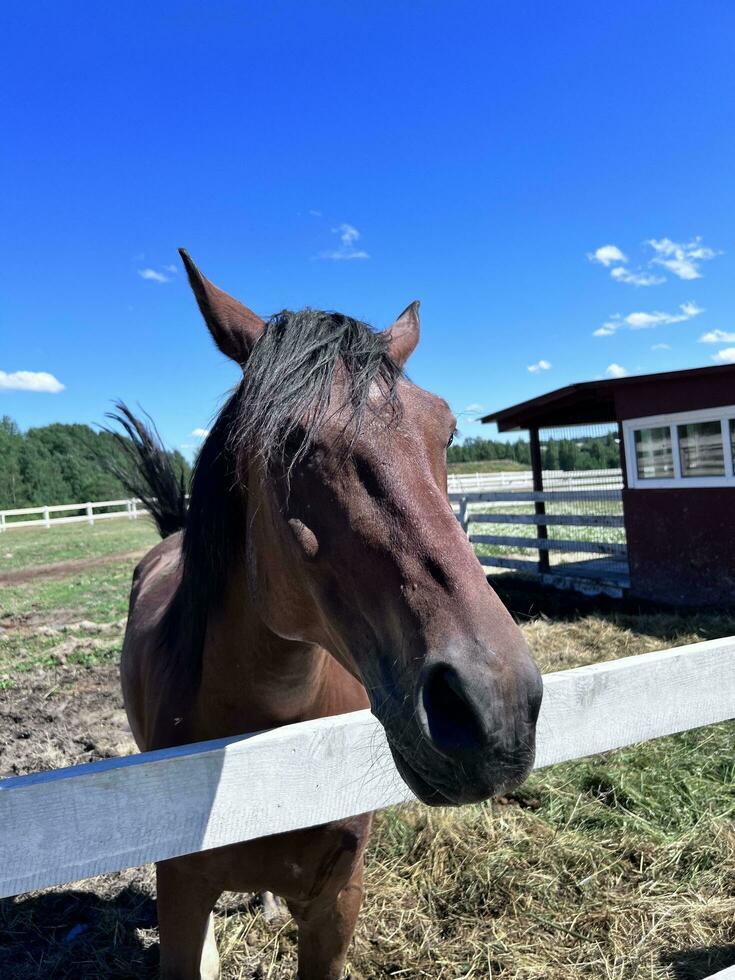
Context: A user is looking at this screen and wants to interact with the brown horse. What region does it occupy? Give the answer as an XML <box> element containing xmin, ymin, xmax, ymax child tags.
<box><xmin>118</xmin><ymin>249</ymin><xmax>542</xmax><ymax>980</ymax></box>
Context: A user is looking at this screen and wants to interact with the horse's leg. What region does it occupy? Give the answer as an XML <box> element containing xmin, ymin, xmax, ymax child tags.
<box><xmin>156</xmin><ymin>858</ymin><xmax>222</xmax><ymax>980</ymax></box>
<box><xmin>289</xmin><ymin>859</ymin><xmax>365</xmax><ymax>980</ymax></box>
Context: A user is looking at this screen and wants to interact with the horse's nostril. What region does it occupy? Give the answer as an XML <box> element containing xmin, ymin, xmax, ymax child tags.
<box><xmin>420</xmin><ymin>664</ymin><xmax>486</xmax><ymax>755</ymax></box>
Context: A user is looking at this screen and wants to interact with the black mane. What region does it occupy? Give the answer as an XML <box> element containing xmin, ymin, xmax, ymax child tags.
<box><xmin>164</xmin><ymin>309</ymin><xmax>402</xmax><ymax>690</ymax></box>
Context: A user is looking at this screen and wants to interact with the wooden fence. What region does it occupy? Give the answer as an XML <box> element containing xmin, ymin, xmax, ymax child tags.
<box><xmin>447</xmin><ymin>467</ymin><xmax>623</xmax><ymax>493</ymax></box>
<box><xmin>452</xmin><ymin>489</ymin><xmax>629</xmax><ymax>595</ymax></box>
<box><xmin>0</xmin><ymin>498</ymin><xmax>147</xmax><ymax>531</ymax></box>
<box><xmin>0</xmin><ymin>471</ymin><xmax>623</xmax><ymax>531</ymax></box>
<box><xmin>1</xmin><ymin>636</ymin><xmax>734</xmax><ymax>980</ymax></box>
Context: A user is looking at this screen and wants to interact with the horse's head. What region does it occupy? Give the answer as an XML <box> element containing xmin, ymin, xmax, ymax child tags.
<box><xmin>182</xmin><ymin>250</ymin><xmax>542</xmax><ymax>806</ymax></box>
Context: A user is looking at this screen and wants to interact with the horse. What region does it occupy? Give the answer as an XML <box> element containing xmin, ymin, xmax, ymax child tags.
<box><xmin>116</xmin><ymin>249</ymin><xmax>543</xmax><ymax>980</ymax></box>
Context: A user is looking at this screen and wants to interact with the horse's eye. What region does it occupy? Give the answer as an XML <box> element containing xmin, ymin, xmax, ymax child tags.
<box><xmin>446</xmin><ymin>430</ymin><xmax>456</xmax><ymax>449</ymax></box>
<box><xmin>281</xmin><ymin>428</ymin><xmax>306</xmax><ymax>462</ymax></box>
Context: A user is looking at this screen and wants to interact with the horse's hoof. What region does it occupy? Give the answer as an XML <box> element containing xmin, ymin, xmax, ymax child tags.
<box><xmin>261</xmin><ymin>890</ymin><xmax>289</xmax><ymax>928</ymax></box>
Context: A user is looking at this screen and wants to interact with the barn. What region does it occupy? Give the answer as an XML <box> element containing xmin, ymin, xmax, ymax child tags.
<box><xmin>481</xmin><ymin>363</ymin><xmax>735</xmax><ymax>606</ymax></box>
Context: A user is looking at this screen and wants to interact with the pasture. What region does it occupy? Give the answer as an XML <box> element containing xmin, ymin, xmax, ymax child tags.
<box><xmin>1</xmin><ymin>520</ymin><xmax>734</xmax><ymax>978</ymax></box>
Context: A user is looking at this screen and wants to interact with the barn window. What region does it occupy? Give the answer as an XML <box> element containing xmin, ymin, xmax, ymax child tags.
<box><xmin>677</xmin><ymin>421</ymin><xmax>725</xmax><ymax>477</ymax></box>
<box><xmin>623</xmin><ymin>405</ymin><xmax>735</xmax><ymax>488</ymax></box>
<box><xmin>634</xmin><ymin>426</ymin><xmax>673</xmax><ymax>479</ymax></box>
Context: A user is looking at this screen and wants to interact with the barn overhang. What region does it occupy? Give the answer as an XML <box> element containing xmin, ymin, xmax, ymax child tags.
<box><xmin>480</xmin><ymin>363</ymin><xmax>735</xmax><ymax>433</ymax></box>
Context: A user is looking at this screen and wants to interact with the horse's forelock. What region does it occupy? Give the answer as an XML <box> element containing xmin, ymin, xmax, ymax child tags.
<box><xmin>228</xmin><ymin>308</ymin><xmax>403</xmax><ymax>475</ymax></box>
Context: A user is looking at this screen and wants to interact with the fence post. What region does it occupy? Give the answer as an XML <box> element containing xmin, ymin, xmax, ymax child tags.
<box><xmin>86</xmin><ymin>503</ymin><xmax>94</xmax><ymax>526</ymax></box>
<box><xmin>529</xmin><ymin>428</ymin><xmax>549</xmax><ymax>573</ymax></box>
<box><xmin>0</xmin><ymin>513</ymin><xmax>5</xmax><ymax>533</ymax></box>
<box><xmin>43</xmin><ymin>506</ymin><xmax>50</xmax><ymax>529</ymax></box>
<box><xmin>131</xmin><ymin>499</ymin><xmax>138</xmax><ymax>520</ymax></box>
<box><xmin>458</xmin><ymin>497</ymin><xmax>469</xmax><ymax>536</ymax></box>
<box><xmin>126</xmin><ymin>500</ymin><xmax>133</xmax><ymax>520</ymax></box>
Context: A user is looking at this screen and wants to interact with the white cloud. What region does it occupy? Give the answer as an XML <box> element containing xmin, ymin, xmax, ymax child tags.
<box><xmin>527</xmin><ymin>359</ymin><xmax>552</xmax><ymax>374</ymax></box>
<box><xmin>593</xmin><ymin>322</ymin><xmax>618</xmax><ymax>337</ymax></box>
<box><xmin>0</xmin><ymin>370</ymin><xmax>65</xmax><ymax>393</ymax></box>
<box><xmin>648</xmin><ymin>236</ymin><xmax>720</xmax><ymax>280</ymax></box>
<box><xmin>462</xmin><ymin>402</ymin><xmax>485</xmax><ymax>414</ymax></box>
<box><xmin>589</xmin><ymin>235</ymin><xmax>720</xmax><ymax>287</ymax></box>
<box><xmin>594</xmin><ymin>301</ymin><xmax>704</xmax><ymax>336</ymax></box>
<box><xmin>138</xmin><ymin>267</ymin><xmax>172</xmax><ymax>283</ymax></box>
<box><xmin>191</xmin><ymin>427</ymin><xmax>210</xmax><ymax>439</ymax></box>
<box><xmin>625</xmin><ymin>311</ymin><xmax>672</xmax><ymax>329</ymax></box>
<box><xmin>651</xmin><ymin>343</ymin><xmax>671</xmax><ymax>351</ymax></box>
<box><xmin>606</xmin><ymin>363</ymin><xmax>628</xmax><ymax>378</ymax></box>
<box><xmin>711</xmin><ymin>348</ymin><xmax>735</xmax><ymax>364</ymax></box>
<box><xmin>699</xmin><ymin>329</ymin><xmax>735</xmax><ymax>344</ymax></box>
<box><xmin>610</xmin><ymin>266</ymin><xmax>665</xmax><ymax>287</ymax></box>
<box><xmin>588</xmin><ymin>244</ymin><xmax>627</xmax><ymax>267</ymax></box>
<box><xmin>319</xmin><ymin>223</ymin><xmax>370</xmax><ymax>260</ymax></box>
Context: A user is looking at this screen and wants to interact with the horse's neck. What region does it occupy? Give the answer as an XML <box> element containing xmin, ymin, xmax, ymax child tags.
<box><xmin>191</xmin><ymin>564</ymin><xmax>366</xmax><ymax>741</ymax></box>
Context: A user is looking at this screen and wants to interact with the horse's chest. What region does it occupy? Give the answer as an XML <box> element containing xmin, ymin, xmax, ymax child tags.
<box><xmin>191</xmin><ymin>813</ymin><xmax>373</xmax><ymax>904</ymax></box>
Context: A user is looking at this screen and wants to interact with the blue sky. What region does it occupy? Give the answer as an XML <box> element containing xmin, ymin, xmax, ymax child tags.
<box><xmin>2</xmin><ymin>2</ymin><xmax>734</xmax><ymax>454</ymax></box>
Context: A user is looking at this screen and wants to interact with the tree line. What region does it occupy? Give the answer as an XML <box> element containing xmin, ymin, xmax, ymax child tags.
<box><xmin>447</xmin><ymin>432</ymin><xmax>621</xmax><ymax>471</ymax></box>
<box><xmin>0</xmin><ymin>415</ymin><xmax>621</xmax><ymax>511</ymax></box>
<box><xmin>0</xmin><ymin>416</ymin><xmax>191</xmax><ymax>511</ymax></box>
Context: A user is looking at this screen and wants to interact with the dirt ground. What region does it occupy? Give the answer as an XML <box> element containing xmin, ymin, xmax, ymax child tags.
<box><xmin>0</xmin><ymin>661</ymin><xmax>284</xmax><ymax>979</ymax></box>
<box><xmin>0</xmin><ymin>550</ymin><xmax>147</xmax><ymax>587</ymax></box>
<box><xmin>0</xmin><ymin>660</ymin><xmax>156</xmax><ymax>978</ymax></box>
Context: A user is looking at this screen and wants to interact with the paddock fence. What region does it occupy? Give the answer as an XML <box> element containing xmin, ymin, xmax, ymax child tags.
<box><xmin>0</xmin><ymin>498</ymin><xmax>149</xmax><ymax>531</ymax></box>
<box><xmin>452</xmin><ymin>487</ymin><xmax>629</xmax><ymax>596</ymax></box>
<box><xmin>1</xmin><ymin>635</ymin><xmax>734</xmax><ymax>980</ymax></box>
<box><xmin>447</xmin><ymin>467</ymin><xmax>623</xmax><ymax>494</ymax></box>
<box><xmin>0</xmin><ymin>470</ymin><xmax>624</xmax><ymax>531</ymax></box>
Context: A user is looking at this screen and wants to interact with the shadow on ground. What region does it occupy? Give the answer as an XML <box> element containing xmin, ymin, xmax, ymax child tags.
<box><xmin>489</xmin><ymin>572</ymin><xmax>735</xmax><ymax>637</ymax></box>
<box><xmin>0</xmin><ymin>885</ymin><xmax>158</xmax><ymax>979</ymax></box>
<box><xmin>663</xmin><ymin>943</ymin><xmax>735</xmax><ymax>979</ymax></box>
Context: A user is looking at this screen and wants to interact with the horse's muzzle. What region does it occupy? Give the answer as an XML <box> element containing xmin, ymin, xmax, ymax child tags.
<box><xmin>389</xmin><ymin>647</ymin><xmax>542</xmax><ymax>806</ymax></box>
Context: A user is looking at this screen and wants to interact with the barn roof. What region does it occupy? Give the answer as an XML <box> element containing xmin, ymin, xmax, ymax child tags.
<box><xmin>481</xmin><ymin>363</ymin><xmax>735</xmax><ymax>432</ymax></box>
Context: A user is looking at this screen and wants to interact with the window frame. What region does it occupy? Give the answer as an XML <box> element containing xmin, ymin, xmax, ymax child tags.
<box><xmin>623</xmin><ymin>404</ymin><xmax>735</xmax><ymax>489</ymax></box>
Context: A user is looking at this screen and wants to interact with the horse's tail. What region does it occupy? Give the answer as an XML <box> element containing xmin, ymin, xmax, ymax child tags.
<box><xmin>104</xmin><ymin>402</ymin><xmax>188</xmax><ymax>538</ymax></box>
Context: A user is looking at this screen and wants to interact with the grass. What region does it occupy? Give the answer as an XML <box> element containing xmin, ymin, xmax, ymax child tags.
<box><xmin>448</xmin><ymin>460</ymin><xmax>530</xmax><ymax>474</ymax></box>
<box><xmin>1</xmin><ymin>521</ymin><xmax>734</xmax><ymax>977</ymax></box>
<box><xmin>0</xmin><ymin>562</ymin><xmax>136</xmax><ymax>688</ymax></box>
<box><xmin>0</xmin><ymin>517</ymin><xmax>159</xmax><ymax>571</ymax></box>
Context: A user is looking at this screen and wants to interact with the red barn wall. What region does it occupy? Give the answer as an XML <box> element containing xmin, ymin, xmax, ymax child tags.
<box><xmin>615</xmin><ymin>368</ymin><xmax>735</xmax><ymax>606</ymax></box>
<box><xmin>623</xmin><ymin>489</ymin><xmax>735</xmax><ymax>606</ymax></box>
<box><xmin>614</xmin><ymin>372</ymin><xmax>735</xmax><ymax>420</ymax></box>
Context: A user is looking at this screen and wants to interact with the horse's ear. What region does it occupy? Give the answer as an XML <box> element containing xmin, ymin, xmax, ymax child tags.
<box><xmin>384</xmin><ymin>301</ymin><xmax>420</xmax><ymax>367</ymax></box>
<box><xmin>179</xmin><ymin>248</ymin><xmax>264</xmax><ymax>364</ymax></box>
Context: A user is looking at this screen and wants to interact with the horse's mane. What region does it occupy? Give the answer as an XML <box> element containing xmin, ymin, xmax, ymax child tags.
<box><xmin>163</xmin><ymin>309</ymin><xmax>402</xmax><ymax>690</ymax></box>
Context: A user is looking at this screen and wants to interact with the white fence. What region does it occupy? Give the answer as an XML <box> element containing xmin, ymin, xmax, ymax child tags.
<box><xmin>447</xmin><ymin>467</ymin><xmax>623</xmax><ymax>493</ymax></box>
<box><xmin>0</xmin><ymin>472</ymin><xmax>624</xmax><ymax>531</ymax></box>
<box><xmin>451</xmin><ymin>488</ymin><xmax>628</xmax><ymax>595</ymax></box>
<box><xmin>1</xmin><ymin>636</ymin><xmax>734</xmax><ymax>980</ymax></box>
<box><xmin>0</xmin><ymin>498</ymin><xmax>147</xmax><ymax>531</ymax></box>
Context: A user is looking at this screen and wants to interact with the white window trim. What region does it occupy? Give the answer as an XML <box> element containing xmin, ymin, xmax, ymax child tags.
<box><xmin>623</xmin><ymin>404</ymin><xmax>735</xmax><ymax>489</ymax></box>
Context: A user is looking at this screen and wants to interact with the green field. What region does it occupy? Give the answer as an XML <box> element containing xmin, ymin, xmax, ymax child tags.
<box><xmin>1</xmin><ymin>520</ymin><xmax>734</xmax><ymax>978</ymax></box>
<box><xmin>448</xmin><ymin>459</ymin><xmax>530</xmax><ymax>474</ymax></box>
<box><xmin>0</xmin><ymin>518</ymin><xmax>159</xmax><ymax>571</ymax></box>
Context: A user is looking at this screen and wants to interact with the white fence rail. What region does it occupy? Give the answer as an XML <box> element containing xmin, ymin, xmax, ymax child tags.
<box><xmin>447</xmin><ymin>467</ymin><xmax>623</xmax><ymax>493</ymax></box>
<box><xmin>451</xmin><ymin>488</ymin><xmax>628</xmax><ymax>593</ymax></box>
<box><xmin>0</xmin><ymin>498</ymin><xmax>147</xmax><ymax>531</ymax></box>
<box><xmin>0</xmin><ymin>472</ymin><xmax>624</xmax><ymax>531</ymax></box>
<box><xmin>1</xmin><ymin>636</ymin><xmax>733</xmax><ymax>902</ymax></box>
